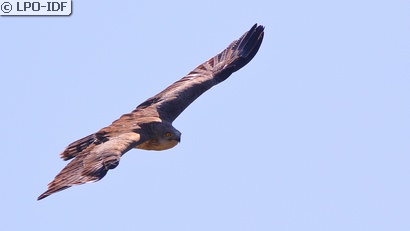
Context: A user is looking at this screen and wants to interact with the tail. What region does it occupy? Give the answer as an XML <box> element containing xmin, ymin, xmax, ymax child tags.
<box><xmin>38</xmin><ymin>144</ymin><xmax>106</xmax><ymax>200</ymax></box>
<box><xmin>37</xmin><ymin>155</ymin><xmax>95</xmax><ymax>200</ymax></box>
<box><xmin>38</xmin><ymin>134</ymin><xmax>104</xmax><ymax>200</ymax></box>
<box><xmin>38</xmin><ymin>130</ymin><xmax>138</xmax><ymax>200</ymax></box>
<box><xmin>60</xmin><ymin>134</ymin><xmax>96</xmax><ymax>160</ymax></box>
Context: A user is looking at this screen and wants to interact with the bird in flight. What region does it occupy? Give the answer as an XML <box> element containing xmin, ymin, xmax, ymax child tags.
<box><xmin>38</xmin><ymin>24</ymin><xmax>264</xmax><ymax>200</ymax></box>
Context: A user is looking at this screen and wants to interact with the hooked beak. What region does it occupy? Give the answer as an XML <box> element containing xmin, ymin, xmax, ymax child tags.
<box><xmin>172</xmin><ymin>135</ymin><xmax>181</xmax><ymax>143</ymax></box>
<box><xmin>175</xmin><ymin>136</ymin><xmax>181</xmax><ymax>143</ymax></box>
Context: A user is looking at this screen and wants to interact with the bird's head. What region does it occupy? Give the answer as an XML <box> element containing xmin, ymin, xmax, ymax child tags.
<box><xmin>162</xmin><ymin>125</ymin><xmax>181</xmax><ymax>143</ymax></box>
<box><xmin>138</xmin><ymin>122</ymin><xmax>181</xmax><ymax>151</ymax></box>
<box><xmin>154</xmin><ymin>123</ymin><xmax>181</xmax><ymax>150</ymax></box>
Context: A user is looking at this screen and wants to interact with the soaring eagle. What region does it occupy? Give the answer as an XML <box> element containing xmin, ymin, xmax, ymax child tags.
<box><xmin>38</xmin><ymin>24</ymin><xmax>264</xmax><ymax>200</ymax></box>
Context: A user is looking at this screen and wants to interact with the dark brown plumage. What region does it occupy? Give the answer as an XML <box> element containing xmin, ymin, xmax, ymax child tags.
<box><xmin>38</xmin><ymin>24</ymin><xmax>264</xmax><ymax>200</ymax></box>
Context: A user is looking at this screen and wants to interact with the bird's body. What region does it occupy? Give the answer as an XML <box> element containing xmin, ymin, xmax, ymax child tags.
<box><xmin>38</xmin><ymin>24</ymin><xmax>264</xmax><ymax>200</ymax></box>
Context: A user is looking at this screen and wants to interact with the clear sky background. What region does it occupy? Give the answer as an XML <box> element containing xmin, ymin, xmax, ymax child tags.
<box><xmin>1</xmin><ymin>1</ymin><xmax>409</xmax><ymax>230</ymax></box>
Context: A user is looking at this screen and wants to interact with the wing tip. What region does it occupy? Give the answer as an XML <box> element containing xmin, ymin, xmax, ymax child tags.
<box><xmin>37</xmin><ymin>193</ymin><xmax>49</xmax><ymax>201</ymax></box>
<box><xmin>37</xmin><ymin>185</ymin><xmax>72</xmax><ymax>201</ymax></box>
<box><xmin>252</xmin><ymin>23</ymin><xmax>265</xmax><ymax>31</ymax></box>
<box><xmin>228</xmin><ymin>23</ymin><xmax>265</xmax><ymax>71</ymax></box>
<box><xmin>204</xmin><ymin>23</ymin><xmax>265</xmax><ymax>84</ymax></box>
<box><xmin>243</xmin><ymin>23</ymin><xmax>265</xmax><ymax>52</ymax></box>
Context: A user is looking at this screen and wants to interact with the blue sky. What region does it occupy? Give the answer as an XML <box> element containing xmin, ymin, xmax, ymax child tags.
<box><xmin>1</xmin><ymin>1</ymin><xmax>409</xmax><ymax>230</ymax></box>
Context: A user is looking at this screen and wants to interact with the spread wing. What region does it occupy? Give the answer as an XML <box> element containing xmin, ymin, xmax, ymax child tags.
<box><xmin>38</xmin><ymin>24</ymin><xmax>264</xmax><ymax>200</ymax></box>
<box><xmin>135</xmin><ymin>24</ymin><xmax>264</xmax><ymax>122</ymax></box>
<box><xmin>37</xmin><ymin>131</ymin><xmax>143</xmax><ymax>200</ymax></box>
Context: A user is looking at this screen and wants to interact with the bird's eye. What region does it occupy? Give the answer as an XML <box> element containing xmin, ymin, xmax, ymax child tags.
<box><xmin>165</xmin><ymin>132</ymin><xmax>172</xmax><ymax>137</ymax></box>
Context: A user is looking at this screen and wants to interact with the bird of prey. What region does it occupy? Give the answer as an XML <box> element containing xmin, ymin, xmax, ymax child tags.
<box><xmin>38</xmin><ymin>24</ymin><xmax>264</xmax><ymax>200</ymax></box>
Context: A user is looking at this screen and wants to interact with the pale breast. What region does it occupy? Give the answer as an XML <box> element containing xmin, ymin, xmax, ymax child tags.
<box><xmin>136</xmin><ymin>139</ymin><xmax>179</xmax><ymax>151</ymax></box>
